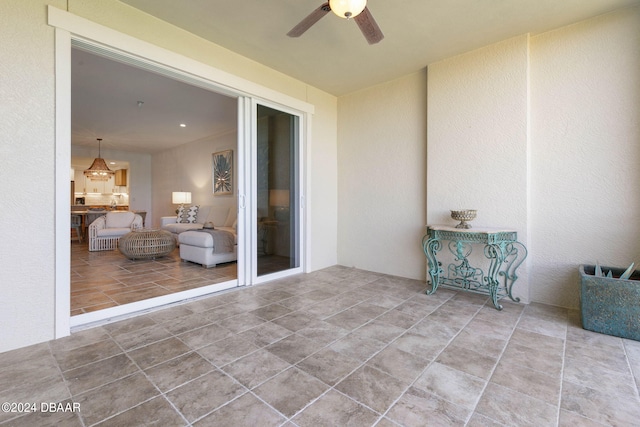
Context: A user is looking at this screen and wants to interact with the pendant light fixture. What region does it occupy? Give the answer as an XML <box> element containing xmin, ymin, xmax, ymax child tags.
<box><xmin>83</xmin><ymin>138</ymin><xmax>115</xmax><ymax>181</ymax></box>
<box><xmin>329</xmin><ymin>0</ymin><xmax>367</xmax><ymax>19</ymax></box>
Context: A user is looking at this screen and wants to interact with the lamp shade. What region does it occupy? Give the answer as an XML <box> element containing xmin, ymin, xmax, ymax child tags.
<box><xmin>172</xmin><ymin>191</ymin><xmax>192</xmax><ymax>204</ymax></box>
<box><xmin>269</xmin><ymin>189</ymin><xmax>290</xmax><ymax>207</ymax></box>
<box><xmin>329</xmin><ymin>0</ymin><xmax>367</xmax><ymax>18</ymax></box>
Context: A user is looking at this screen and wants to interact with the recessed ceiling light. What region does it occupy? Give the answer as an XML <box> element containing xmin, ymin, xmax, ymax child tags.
<box><xmin>180</xmin><ymin>123</ymin><xmax>186</xmax><ymax>128</ymax></box>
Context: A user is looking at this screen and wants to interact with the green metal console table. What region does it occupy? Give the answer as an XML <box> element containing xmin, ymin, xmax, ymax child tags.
<box><xmin>422</xmin><ymin>225</ymin><xmax>527</xmax><ymax>310</ymax></box>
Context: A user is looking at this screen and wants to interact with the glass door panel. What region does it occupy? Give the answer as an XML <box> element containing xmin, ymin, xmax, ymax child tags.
<box><xmin>256</xmin><ymin>104</ymin><xmax>300</xmax><ymax>277</ymax></box>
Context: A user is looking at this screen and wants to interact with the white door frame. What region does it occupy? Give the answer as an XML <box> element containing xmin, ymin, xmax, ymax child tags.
<box><xmin>249</xmin><ymin>99</ymin><xmax>306</xmax><ymax>284</ymax></box>
<box><xmin>49</xmin><ymin>6</ymin><xmax>313</xmax><ymax>337</ymax></box>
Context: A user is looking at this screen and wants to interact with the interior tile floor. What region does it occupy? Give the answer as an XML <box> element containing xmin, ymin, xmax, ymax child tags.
<box><xmin>3</xmin><ymin>266</ymin><xmax>639</xmax><ymax>426</ymax></box>
<box><xmin>70</xmin><ymin>241</ymin><xmax>237</xmax><ymax>315</ymax></box>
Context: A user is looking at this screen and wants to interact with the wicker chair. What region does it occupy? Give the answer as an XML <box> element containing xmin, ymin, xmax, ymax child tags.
<box><xmin>89</xmin><ymin>211</ymin><xmax>143</xmax><ymax>251</ymax></box>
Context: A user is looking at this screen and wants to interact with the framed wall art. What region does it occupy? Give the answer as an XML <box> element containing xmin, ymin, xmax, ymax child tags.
<box><xmin>212</xmin><ymin>150</ymin><xmax>233</xmax><ymax>195</ymax></box>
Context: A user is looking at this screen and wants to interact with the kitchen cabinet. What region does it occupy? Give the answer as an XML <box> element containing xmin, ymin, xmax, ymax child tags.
<box><xmin>73</xmin><ymin>169</ymin><xmax>116</xmax><ymax>194</ymax></box>
<box><xmin>93</xmin><ymin>176</ymin><xmax>114</xmax><ymax>194</ymax></box>
<box><xmin>73</xmin><ymin>169</ymin><xmax>87</xmax><ymax>192</ymax></box>
<box><xmin>115</xmin><ymin>169</ymin><xmax>127</xmax><ymax>186</ymax></box>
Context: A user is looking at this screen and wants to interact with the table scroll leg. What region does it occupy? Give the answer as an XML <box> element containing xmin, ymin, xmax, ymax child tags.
<box><xmin>423</xmin><ymin>236</ymin><xmax>442</xmax><ymax>295</ymax></box>
<box><xmin>500</xmin><ymin>241</ymin><xmax>528</xmax><ymax>303</ymax></box>
<box><xmin>485</xmin><ymin>243</ymin><xmax>506</xmax><ymax>310</ymax></box>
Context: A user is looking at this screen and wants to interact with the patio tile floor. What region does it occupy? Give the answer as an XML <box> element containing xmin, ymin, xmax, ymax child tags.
<box><xmin>2</xmin><ymin>266</ymin><xmax>639</xmax><ymax>426</ymax></box>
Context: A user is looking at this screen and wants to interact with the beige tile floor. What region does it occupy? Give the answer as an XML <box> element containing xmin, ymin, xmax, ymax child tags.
<box><xmin>2</xmin><ymin>266</ymin><xmax>639</xmax><ymax>426</ymax></box>
<box><xmin>70</xmin><ymin>239</ymin><xmax>288</xmax><ymax>315</ymax></box>
<box><xmin>70</xmin><ymin>241</ymin><xmax>237</xmax><ymax>315</ymax></box>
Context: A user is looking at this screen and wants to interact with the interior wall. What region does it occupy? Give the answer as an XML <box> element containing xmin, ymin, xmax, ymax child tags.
<box><xmin>151</xmin><ymin>130</ymin><xmax>238</xmax><ymax>227</ymax></box>
<box><xmin>529</xmin><ymin>6</ymin><xmax>640</xmax><ymax>307</ymax></box>
<box><xmin>0</xmin><ymin>0</ymin><xmax>338</xmax><ymax>353</ymax></box>
<box><xmin>426</xmin><ymin>35</ymin><xmax>531</xmax><ymax>302</ymax></box>
<box><xmin>337</xmin><ymin>71</ymin><xmax>428</xmax><ymax>280</ymax></box>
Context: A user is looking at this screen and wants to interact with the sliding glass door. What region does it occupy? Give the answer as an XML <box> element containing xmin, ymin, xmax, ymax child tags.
<box><xmin>253</xmin><ymin>103</ymin><xmax>302</xmax><ymax>279</ymax></box>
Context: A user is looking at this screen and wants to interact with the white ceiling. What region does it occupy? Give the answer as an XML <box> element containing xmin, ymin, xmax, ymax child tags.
<box><xmin>119</xmin><ymin>0</ymin><xmax>640</xmax><ymax>96</ymax></box>
<box><xmin>72</xmin><ymin>0</ymin><xmax>639</xmax><ymax>158</ymax></box>
<box><xmin>71</xmin><ymin>48</ymin><xmax>238</xmax><ymax>155</ymax></box>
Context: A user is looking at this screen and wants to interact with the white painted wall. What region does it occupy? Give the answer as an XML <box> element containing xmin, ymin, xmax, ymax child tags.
<box><xmin>427</xmin><ymin>35</ymin><xmax>531</xmax><ymax>302</ymax></box>
<box><xmin>529</xmin><ymin>7</ymin><xmax>640</xmax><ymax>307</ymax></box>
<box><xmin>337</xmin><ymin>71</ymin><xmax>428</xmax><ymax>280</ymax></box>
<box><xmin>151</xmin><ymin>130</ymin><xmax>238</xmax><ymax>227</ymax></box>
<box><xmin>0</xmin><ymin>0</ymin><xmax>338</xmax><ymax>353</ymax></box>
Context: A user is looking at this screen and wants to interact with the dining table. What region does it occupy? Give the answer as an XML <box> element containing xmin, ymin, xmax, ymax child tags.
<box><xmin>71</xmin><ymin>210</ymin><xmax>108</xmax><ymax>238</ymax></box>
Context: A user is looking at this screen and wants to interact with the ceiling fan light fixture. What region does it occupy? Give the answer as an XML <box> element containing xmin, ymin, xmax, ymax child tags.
<box><xmin>329</xmin><ymin>0</ymin><xmax>367</xmax><ymax>19</ymax></box>
<box><xmin>287</xmin><ymin>0</ymin><xmax>383</xmax><ymax>44</ymax></box>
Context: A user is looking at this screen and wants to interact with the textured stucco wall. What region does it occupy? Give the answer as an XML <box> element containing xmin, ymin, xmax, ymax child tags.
<box><xmin>427</xmin><ymin>35</ymin><xmax>531</xmax><ymax>302</ymax></box>
<box><xmin>426</xmin><ymin>6</ymin><xmax>640</xmax><ymax>308</ymax></box>
<box><xmin>306</xmin><ymin>87</ymin><xmax>339</xmax><ymax>271</ymax></box>
<box><xmin>529</xmin><ymin>7</ymin><xmax>640</xmax><ymax>307</ymax></box>
<box><xmin>338</xmin><ymin>71</ymin><xmax>428</xmax><ymax>280</ymax></box>
<box><xmin>0</xmin><ymin>0</ymin><xmax>66</xmax><ymax>353</ymax></box>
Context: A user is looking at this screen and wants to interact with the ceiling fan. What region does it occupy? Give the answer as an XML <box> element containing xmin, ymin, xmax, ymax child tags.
<box><xmin>287</xmin><ymin>0</ymin><xmax>384</xmax><ymax>45</ymax></box>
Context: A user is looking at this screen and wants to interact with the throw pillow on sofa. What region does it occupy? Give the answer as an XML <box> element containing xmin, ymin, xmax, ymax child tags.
<box><xmin>177</xmin><ymin>205</ymin><xmax>199</xmax><ymax>223</ymax></box>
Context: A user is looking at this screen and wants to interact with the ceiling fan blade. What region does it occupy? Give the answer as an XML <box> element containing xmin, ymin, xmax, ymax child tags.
<box><xmin>287</xmin><ymin>2</ymin><xmax>331</xmax><ymax>38</ymax></box>
<box><xmin>354</xmin><ymin>6</ymin><xmax>384</xmax><ymax>44</ymax></box>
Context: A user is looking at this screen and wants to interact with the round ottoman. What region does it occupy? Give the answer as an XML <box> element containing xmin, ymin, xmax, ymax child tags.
<box><xmin>118</xmin><ymin>228</ymin><xmax>176</xmax><ymax>260</ymax></box>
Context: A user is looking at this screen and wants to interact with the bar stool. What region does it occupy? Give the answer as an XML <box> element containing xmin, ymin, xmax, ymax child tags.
<box><xmin>71</xmin><ymin>214</ymin><xmax>83</xmax><ymax>243</ymax></box>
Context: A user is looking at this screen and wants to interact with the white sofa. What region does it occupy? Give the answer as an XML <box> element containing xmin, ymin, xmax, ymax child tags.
<box><xmin>179</xmin><ymin>230</ymin><xmax>237</xmax><ymax>268</ymax></box>
<box><xmin>89</xmin><ymin>211</ymin><xmax>143</xmax><ymax>251</ymax></box>
<box><xmin>161</xmin><ymin>205</ymin><xmax>236</xmax><ymax>245</ymax></box>
<box><xmin>162</xmin><ymin>205</ymin><xmax>237</xmax><ymax>267</ymax></box>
